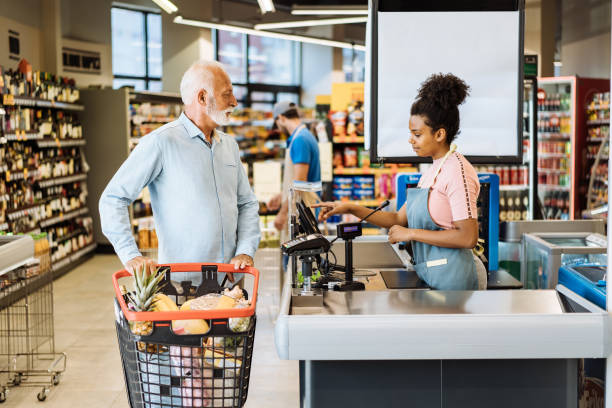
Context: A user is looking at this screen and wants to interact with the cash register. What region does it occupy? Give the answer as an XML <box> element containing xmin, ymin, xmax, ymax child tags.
<box><xmin>281</xmin><ymin>200</ymin><xmax>392</xmax><ymax>292</ymax></box>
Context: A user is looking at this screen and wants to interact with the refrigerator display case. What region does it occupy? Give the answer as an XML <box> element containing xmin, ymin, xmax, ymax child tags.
<box><xmin>523</xmin><ymin>232</ymin><xmax>607</xmax><ymax>289</ymax></box>
<box><xmin>583</xmin><ymin>91</ymin><xmax>610</xmax><ymax>220</ymax></box>
<box><xmin>537</xmin><ymin>76</ymin><xmax>610</xmax><ymax>220</ymax></box>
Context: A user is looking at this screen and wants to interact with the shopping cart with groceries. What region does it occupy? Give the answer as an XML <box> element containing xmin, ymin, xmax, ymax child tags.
<box><xmin>113</xmin><ymin>263</ymin><xmax>259</xmax><ymax>408</ymax></box>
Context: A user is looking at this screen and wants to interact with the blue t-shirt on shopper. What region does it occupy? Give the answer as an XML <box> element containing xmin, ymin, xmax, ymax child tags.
<box><xmin>288</xmin><ymin>126</ymin><xmax>320</xmax><ymax>182</ymax></box>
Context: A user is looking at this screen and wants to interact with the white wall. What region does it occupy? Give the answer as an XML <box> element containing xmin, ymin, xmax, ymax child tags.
<box><xmin>561</xmin><ymin>32</ymin><xmax>611</xmax><ymax>78</ymax></box>
<box><xmin>300</xmin><ymin>43</ymin><xmax>334</xmax><ymax>107</ymax></box>
<box><xmin>161</xmin><ymin>12</ymin><xmax>213</xmax><ymax>93</ymax></box>
<box><xmin>0</xmin><ymin>15</ymin><xmax>42</xmax><ymax>70</ymax></box>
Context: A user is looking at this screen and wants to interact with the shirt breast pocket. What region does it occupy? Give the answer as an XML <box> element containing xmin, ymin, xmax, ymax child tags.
<box><xmin>223</xmin><ymin>162</ymin><xmax>239</xmax><ymax>190</ymax></box>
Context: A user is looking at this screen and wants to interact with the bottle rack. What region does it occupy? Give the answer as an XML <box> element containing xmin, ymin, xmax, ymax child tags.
<box><xmin>584</xmin><ymin>92</ymin><xmax>610</xmax><ymax>220</ymax></box>
<box><xmin>0</xmin><ymin>65</ymin><xmax>95</xmax><ymax>277</ymax></box>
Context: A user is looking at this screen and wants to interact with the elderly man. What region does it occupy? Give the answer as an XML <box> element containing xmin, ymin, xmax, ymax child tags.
<box><xmin>99</xmin><ymin>60</ymin><xmax>260</xmax><ymax>279</ymax></box>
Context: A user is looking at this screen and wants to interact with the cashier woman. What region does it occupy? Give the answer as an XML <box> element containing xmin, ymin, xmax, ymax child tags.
<box><xmin>314</xmin><ymin>73</ymin><xmax>487</xmax><ymax>290</ymax></box>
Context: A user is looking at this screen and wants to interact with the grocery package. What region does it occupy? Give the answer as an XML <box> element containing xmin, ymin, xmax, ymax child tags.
<box><xmin>333</xmin><ymin>176</ymin><xmax>353</xmax><ymax>191</ymax></box>
<box><xmin>357</xmin><ymin>148</ymin><xmax>370</xmax><ymax>168</ymax></box>
<box><xmin>343</xmin><ymin>147</ymin><xmax>358</xmax><ymax>167</ymax></box>
<box><xmin>346</xmin><ymin>101</ymin><xmax>365</xmax><ymax>136</ymax></box>
<box><xmin>330</xmin><ymin>111</ymin><xmax>347</xmax><ymax>136</ymax></box>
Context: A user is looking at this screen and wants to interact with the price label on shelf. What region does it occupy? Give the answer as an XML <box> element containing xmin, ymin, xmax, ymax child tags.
<box><xmin>2</xmin><ymin>94</ymin><xmax>14</xmax><ymax>105</ymax></box>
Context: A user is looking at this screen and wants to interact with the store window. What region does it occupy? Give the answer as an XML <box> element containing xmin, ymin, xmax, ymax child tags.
<box><xmin>111</xmin><ymin>7</ymin><xmax>162</xmax><ymax>91</ymax></box>
<box><xmin>214</xmin><ymin>30</ymin><xmax>301</xmax><ymax>107</ymax></box>
<box><xmin>343</xmin><ymin>48</ymin><xmax>365</xmax><ymax>82</ymax></box>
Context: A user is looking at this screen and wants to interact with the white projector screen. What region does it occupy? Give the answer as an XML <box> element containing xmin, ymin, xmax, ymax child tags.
<box><xmin>372</xmin><ymin>10</ymin><xmax>523</xmax><ymax>163</ymax></box>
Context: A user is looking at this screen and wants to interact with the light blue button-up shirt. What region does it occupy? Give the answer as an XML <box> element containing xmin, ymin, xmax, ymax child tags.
<box><xmin>99</xmin><ymin>113</ymin><xmax>260</xmax><ymax>266</ymax></box>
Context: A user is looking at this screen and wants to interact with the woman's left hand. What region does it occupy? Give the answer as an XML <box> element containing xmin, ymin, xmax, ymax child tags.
<box><xmin>388</xmin><ymin>225</ymin><xmax>413</xmax><ymax>244</ymax></box>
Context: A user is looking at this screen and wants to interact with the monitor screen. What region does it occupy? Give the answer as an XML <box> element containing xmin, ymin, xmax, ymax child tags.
<box><xmin>369</xmin><ymin>7</ymin><xmax>523</xmax><ymax>163</ymax></box>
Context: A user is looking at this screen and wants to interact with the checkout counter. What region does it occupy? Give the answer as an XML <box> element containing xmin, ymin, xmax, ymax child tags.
<box><xmin>274</xmin><ymin>179</ymin><xmax>611</xmax><ymax>408</ymax></box>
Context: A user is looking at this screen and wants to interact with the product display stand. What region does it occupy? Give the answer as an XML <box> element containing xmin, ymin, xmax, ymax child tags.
<box><xmin>0</xmin><ymin>67</ymin><xmax>95</xmax><ymax>277</ymax></box>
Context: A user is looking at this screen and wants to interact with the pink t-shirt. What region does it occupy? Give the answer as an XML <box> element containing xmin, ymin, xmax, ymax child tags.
<box><xmin>417</xmin><ymin>152</ymin><xmax>480</xmax><ymax>230</ymax></box>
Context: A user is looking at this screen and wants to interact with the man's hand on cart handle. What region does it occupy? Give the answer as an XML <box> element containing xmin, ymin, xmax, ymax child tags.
<box><xmin>229</xmin><ymin>254</ymin><xmax>254</xmax><ymax>283</ymax></box>
<box><xmin>126</xmin><ymin>256</ymin><xmax>157</xmax><ymax>276</ymax></box>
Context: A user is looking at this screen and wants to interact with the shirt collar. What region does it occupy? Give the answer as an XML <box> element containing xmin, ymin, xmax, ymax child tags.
<box><xmin>287</xmin><ymin>123</ymin><xmax>304</xmax><ymax>145</ymax></box>
<box><xmin>179</xmin><ymin>112</ymin><xmax>221</xmax><ymax>143</ymax></box>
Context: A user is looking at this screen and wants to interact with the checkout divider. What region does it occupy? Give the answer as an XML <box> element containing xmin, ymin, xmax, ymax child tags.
<box><xmin>274</xmin><ymin>174</ymin><xmax>612</xmax><ymax>408</ymax></box>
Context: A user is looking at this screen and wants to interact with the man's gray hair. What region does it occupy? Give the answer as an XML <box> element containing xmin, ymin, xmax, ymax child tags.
<box><xmin>180</xmin><ymin>60</ymin><xmax>226</xmax><ymax>105</ymax></box>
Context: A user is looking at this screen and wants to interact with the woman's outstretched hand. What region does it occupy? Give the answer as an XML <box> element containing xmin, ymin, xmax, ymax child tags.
<box><xmin>311</xmin><ymin>201</ymin><xmax>353</xmax><ymax>221</ymax></box>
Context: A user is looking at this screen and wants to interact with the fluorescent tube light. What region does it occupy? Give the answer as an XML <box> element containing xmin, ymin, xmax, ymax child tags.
<box><xmin>257</xmin><ymin>0</ymin><xmax>276</xmax><ymax>14</ymax></box>
<box><xmin>254</xmin><ymin>16</ymin><xmax>367</xmax><ymax>30</ymax></box>
<box><xmin>291</xmin><ymin>5</ymin><xmax>368</xmax><ymax>15</ymax></box>
<box><xmin>173</xmin><ymin>16</ymin><xmax>366</xmax><ymax>51</ymax></box>
<box><xmin>151</xmin><ymin>0</ymin><xmax>178</xmax><ymax>14</ymax></box>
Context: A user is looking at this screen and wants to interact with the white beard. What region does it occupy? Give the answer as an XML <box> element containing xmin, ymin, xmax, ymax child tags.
<box><xmin>207</xmin><ymin>97</ymin><xmax>233</xmax><ymax>126</ymax></box>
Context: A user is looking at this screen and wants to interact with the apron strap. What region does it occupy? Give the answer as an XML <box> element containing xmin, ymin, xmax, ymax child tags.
<box><xmin>418</xmin><ymin>143</ymin><xmax>457</xmax><ymax>188</ymax></box>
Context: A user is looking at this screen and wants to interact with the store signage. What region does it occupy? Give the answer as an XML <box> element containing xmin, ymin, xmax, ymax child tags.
<box><xmin>331</xmin><ymin>82</ymin><xmax>364</xmax><ymax>111</ymax></box>
<box><xmin>8</xmin><ymin>30</ymin><xmax>19</xmax><ymax>61</ymax></box>
<box><xmin>524</xmin><ymin>55</ymin><xmax>538</xmax><ymax>77</ymax></box>
<box><xmin>62</xmin><ymin>47</ymin><xmax>101</xmax><ymax>75</ymax></box>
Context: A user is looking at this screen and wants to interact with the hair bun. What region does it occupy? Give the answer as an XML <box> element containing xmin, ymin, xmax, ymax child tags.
<box><xmin>417</xmin><ymin>73</ymin><xmax>470</xmax><ymax>110</ymax></box>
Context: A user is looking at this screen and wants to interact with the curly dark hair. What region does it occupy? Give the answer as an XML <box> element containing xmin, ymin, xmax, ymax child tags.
<box><xmin>410</xmin><ymin>73</ymin><xmax>470</xmax><ymax>144</ymax></box>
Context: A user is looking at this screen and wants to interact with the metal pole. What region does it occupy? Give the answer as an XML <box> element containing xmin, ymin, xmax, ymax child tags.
<box><xmin>606</xmin><ymin>3</ymin><xmax>612</xmax><ymax>405</ymax></box>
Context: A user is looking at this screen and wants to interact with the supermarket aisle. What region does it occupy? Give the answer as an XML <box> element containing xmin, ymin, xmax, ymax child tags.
<box><xmin>7</xmin><ymin>253</ymin><xmax>298</xmax><ymax>407</ymax></box>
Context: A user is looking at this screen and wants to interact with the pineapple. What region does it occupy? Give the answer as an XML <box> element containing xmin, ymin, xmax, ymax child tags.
<box><xmin>126</xmin><ymin>264</ymin><xmax>166</xmax><ymax>339</ymax></box>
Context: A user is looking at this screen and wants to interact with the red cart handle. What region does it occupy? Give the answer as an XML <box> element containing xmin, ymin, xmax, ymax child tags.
<box><xmin>112</xmin><ymin>263</ymin><xmax>259</xmax><ymax>322</ymax></box>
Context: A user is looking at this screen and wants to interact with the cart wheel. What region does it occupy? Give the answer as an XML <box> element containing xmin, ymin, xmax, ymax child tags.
<box><xmin>37</xmin><ymin>389</ymin><xmax>47</xmax><ymax>402</ymax></box>
<box><xmin>12</xmin><ymin>373</ymin><xmax>22</xmax><ymax>386</ymax></box>
<box><xmin>52</xmin><ymin>374</ymin><xmax>60</xmax><ymax>386</ymax></box>
<box><xmin>0</xmin><ymin>391</ymin><xmax>6</xmax><ymax>403</ymax></box>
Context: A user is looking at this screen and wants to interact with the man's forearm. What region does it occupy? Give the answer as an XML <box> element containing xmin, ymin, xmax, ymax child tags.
<box><xmin>99</xmin><ymin>194</ymin><xmax>141</xmax><ymax>264</ymax></box>
<box><xmin>235</xmin><ymin>198</ymin><xmax>261</xmax><ymax>257</ymax></box>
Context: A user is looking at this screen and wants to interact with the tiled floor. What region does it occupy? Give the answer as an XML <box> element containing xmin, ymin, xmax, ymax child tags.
<box><xmin>5</xmin><ymin>252</ymin><xmax>299</xmax><ymax>407</ymax></box>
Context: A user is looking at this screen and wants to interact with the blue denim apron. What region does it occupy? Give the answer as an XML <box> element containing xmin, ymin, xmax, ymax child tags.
<box><xmin>406</xmin><ymin>148</ymin><xmax>478</xmax><ymax>290</ymax></box>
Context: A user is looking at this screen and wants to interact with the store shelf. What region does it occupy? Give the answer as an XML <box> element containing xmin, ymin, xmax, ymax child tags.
<box><xmin>539</xmin><ymin>184</ymin><xmax>571</xmax><ymax>191</ymax></box>
<box><xmin>2</xmin><ymin>95</ymin><xmax>84</xmax><ymax>111</ymax></box>
<box><xmin>586</xmin><ymin>119</ymin><xmax>610</xmax><ymax>126</ymax></box>
<box><xmin>587</xmin><ymin>104</ymin><xmax>610</xmax><ymax>111</ymax></box>
<box><xmin>52</xmin><ymin>228</ymin><xmax>87</xmax><ymax>248</ymax></box>
<box><xmin>538</xmin><ymin>110</ymin><xmax>571</xmax><ymax>116</ymax></box>
<box><xmin>3</xmin><ymin>131</ymin><xmax>43</xmax><ymax>141</ymax></box>
<box><xmin>227</xmin><ymin>119</ymin><xmax>273</xmax><ymax>127</ymax></box>
<box><xmin>537</xmin><ymin>168</ymin><xmax>567</xmax><ymax>174</ymax></box>
<box><xmin>499</xmin><ymin>185</ymin><xmax>529</xmax><ymax>191</ymax></box>
<box><xmin>334</xmin><ymin>167</ymin><xmax>416</xmax><ymax>176</ymax></box>
<box><xmin>39</xmin><ymin>207</ymin><xmax>88</xmax><ymax>228</ymax></box>
<box><xmin>52</xmin><ymin>242</ymin><xmax>96</xmax><ymax>279</ymax></box>
<box><xmin>37</xmin><ymin>173</ymin><xmax>87</xmax><ymax>188</ymax></box>
<box><xmin>587</xmin><ymin>138</ymin><xmax>608</xmax><ymax>144</ymax></box>
<box><xmin>131</xmin><ymin>115</ymin><xmax>178</xmax><ymax>124</ymax></box>
<box><xmin>539</xmin><ymin>132</ymin><xmax>571</xmax><ymax>140</ymax></box>
<box><xmin>538</xmin><ymin>152</ymin><xmax>569</xmax><ymax>158</ymax></box>
<box><xmin>35</xmin><ymin>138</ymin><xmax>86</xmax><ymax>148</ymax></box>
<box><xmin>0</xmin><ymin>223</ymin><xmax>8</xmax><ymax>231</ymax></box>
<box><xmin>333</xmin><ymin>136</ymin><xmax>365</xmax><ymax>144</ymax></box>
<box><xmin>587</xmin><ymin>155</ymin><xmax>608</xmax><ymax>160</ymax></box>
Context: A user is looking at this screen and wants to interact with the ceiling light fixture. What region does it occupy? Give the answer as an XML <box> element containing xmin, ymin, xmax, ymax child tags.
<box><xmin>291</xmin><ymin>5</ymin><xmax>368</xmax><ymax>15</ymax></box>
<box><xmin>254</xmin><ymin>16</ymin><xmax>367</xmax><ymax>30</ymax></box>
<box><xmin>173</xmin><ymin>16</ymin><xmax>366</xmax><ymax>51</ymax></box>
<box><xmin>151</xmin><ymin>0</ymin><xmax>178</xmax><ymax>14</ymax></box>
<box><xmin>257</xmin><ymin>0</ymin><xmax>276</xmax><ymax>14</ymax></box>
